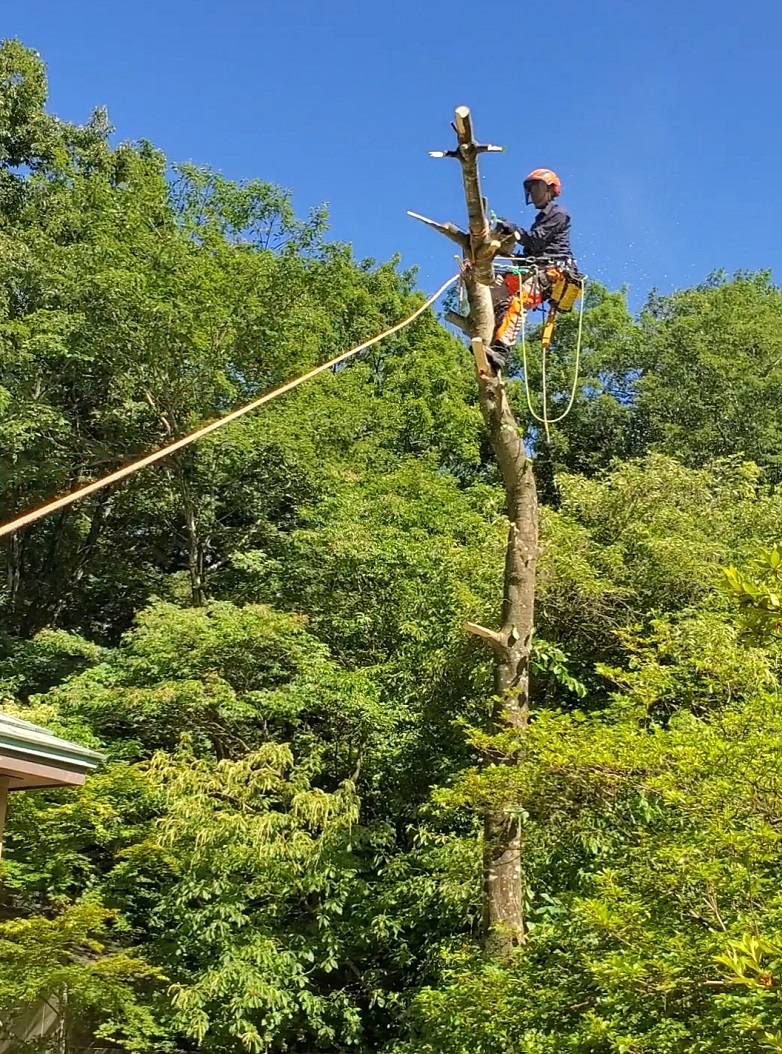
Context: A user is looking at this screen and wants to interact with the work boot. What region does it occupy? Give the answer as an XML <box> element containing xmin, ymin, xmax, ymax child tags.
<box><xmin>487</xmin><ymin>344</ymin><xmax>508</xmax><ymax>374</ymax></box>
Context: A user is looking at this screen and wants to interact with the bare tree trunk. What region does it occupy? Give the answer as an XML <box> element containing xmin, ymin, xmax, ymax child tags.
<box><xmin>182</xmin><ymin>483</ymin><xmax>206</xmax><ymax>607</ymax></box>
<box><xmin>148</xmin><ymin>394</ymin><xmax>208</xmax><ymax>608</ymax></box>
<box><xmin>6</xmin><ymin>529</ymin><xmax>24</xmax><ymax>614</ymax></box>
<box><xmin>166</xmin><ymin>451</ymin><xmax>209</xmax><ymax>609</ymax></box>
<box><xmin>414</xmin><ymin>107</ymin><xmax>539</xmax><ymax>957</ymax></box>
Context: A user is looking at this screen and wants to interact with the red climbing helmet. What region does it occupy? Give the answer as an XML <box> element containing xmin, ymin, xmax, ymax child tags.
<box><xmin>524</xmin><ymin>168</ymin><xmax>562</xmax><ymax>204</ymax></box>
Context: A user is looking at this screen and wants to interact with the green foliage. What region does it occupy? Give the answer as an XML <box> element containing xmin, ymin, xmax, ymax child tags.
<box><xmin>402</xmin><ymin>689</ymin><xmax>782</xmax><ymax>1052</ymax></box>
<box><xmin>516</xmin><ymin>272</ymin><xmax>782</xmax><ymax>487</ymax></box>
<box><xmin>0</xmin><ymin>628</ymin><xmax>106</xmax><ymax>698</ymax></box>
<box><xmin>725</xmin><ymin>545</ymin><xmax>782</xmax><ymax>642</ymax></box>
<box><xmin>121</xmin><ymin>745</ymin><xmax>362</xmax><ymax>1053</ymax></box>
<box><xmin>0</xmin><ymin>34</ymin><xmax>477</xmax><ymax>637</ymax></box>
<box><xmin>0</xmin><ymin>899</ymin><xmax>165</xmax><ymax>1052</ymax></box>
<box><xmin>634</xmin><ymin>272</ymin><xmax>782</xmax><ymax>478</ymax></box>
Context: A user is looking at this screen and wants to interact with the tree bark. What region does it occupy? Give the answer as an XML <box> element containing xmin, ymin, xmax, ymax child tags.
<box><xmin>147</xmin><ymin>395</ymin><xmax>208</xmax><ymax>608</ymax></box>
<box><xmin>181</xmin><ymin>477</ymin><xmax>206</xmax><ymax>607</ymax></box>
<box><xmin>6</xmin><ymin>528</ymin><xmax>24</xmax><ymax>615</ymax></box>
<box><xmin>414</xmin><ymin>107</ymin><xmax>538</xmax><ymax>957</ymax></box>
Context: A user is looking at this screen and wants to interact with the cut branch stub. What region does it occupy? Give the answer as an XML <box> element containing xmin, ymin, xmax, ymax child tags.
<box><xmin>444</xmin><ymin>310</ymin><xmax>470</xmax><ymax>336</ymax></box>
<box><xmin>454</xmin><ymin>105</ymin><xmax>473</xmax><ymax>143</ymax></box>
<box><xmin>407</xmin><ymin>211</ymin><xmax>469</xmax><ymax>251</ymax></box>
<box><xmin>464</xmin><ymin>620</ymin><xmax>505</xmax><ymax>651</ymax></box>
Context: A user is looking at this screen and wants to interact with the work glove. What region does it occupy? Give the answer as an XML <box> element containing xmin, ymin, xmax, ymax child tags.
<box><xmin>494</xmin><ymin>218</ymin><xmax>520</xmax><ymax>240</ymax></box>
<box><xmin>494</xmin><ymin>219</ymin><xmax>521</xmax><ymax>258</ymax></box>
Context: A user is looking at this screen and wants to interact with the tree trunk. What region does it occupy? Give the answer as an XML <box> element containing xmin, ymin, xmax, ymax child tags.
<box><xmin>415</xmin><ymin>107</ymin><xmax>539</xmax><ymax>957</ymax></box>
<box><xmin>470</xmin><ymin>270</ymin><xmax>538</xmax><ymax>958</ymax></box>
<box><xmin>182</xmin><ymin>486</ymin><xmax>206</xmax><ymax>607</ymax></box>
<box><xmin>6</xmin><ymin>529</ymin><xmax>24</xmax><ymax>615</ymax></box>
<box><xmin>171</xmin><ymin>455</ymin><xmax>206</xmax><ymax>607</ymax></box>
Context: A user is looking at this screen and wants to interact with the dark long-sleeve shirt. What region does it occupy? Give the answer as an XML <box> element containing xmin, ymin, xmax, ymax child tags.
<box><xmin>517</xmin><ymin>201</ymin><xmax>573</xmax><ymax>261</ymax></box>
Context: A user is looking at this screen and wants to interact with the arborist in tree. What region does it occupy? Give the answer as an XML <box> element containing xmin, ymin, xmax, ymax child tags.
<box><xmin>487</xmin><ymin>168</ymin><xmax>577</xmax><ymax>372</ymax></box>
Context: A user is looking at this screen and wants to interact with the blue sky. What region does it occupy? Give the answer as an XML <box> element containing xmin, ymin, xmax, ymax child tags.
<box><xmin>5</xmin><ymin>0</ymin><xmax>780</xmax><ymax>309</ymax></box>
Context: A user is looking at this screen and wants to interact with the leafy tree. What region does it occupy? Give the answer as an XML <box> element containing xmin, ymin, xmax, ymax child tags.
<box><xmin>725</xmin><ymin>544</ymin><xmax>782</xmax><ymax>642</ymax></box>
<box><xmin>0</xmin><ymin>900</ymin><xmax>164</xmax><ymax>1053</ymax></box>
<box><xmin>119</xmin><ymin>744</ymin><xmax>362</xmax><ymax>1053</ymax></box>
<box><xmin>634</xmin><ymin>272</ymin><xmax>782</xmax><ymax>479</ymax></box>
<box><xmin>531</xmin><ymin>272</ymin><xmax>782</xmax><ymax>485</ymax></box>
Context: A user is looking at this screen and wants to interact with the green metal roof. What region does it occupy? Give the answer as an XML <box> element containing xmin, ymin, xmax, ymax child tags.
<box><xmin>0</xmin><ymin>710</ymin><xmax>104</xmax><ymax>775</ymax></box>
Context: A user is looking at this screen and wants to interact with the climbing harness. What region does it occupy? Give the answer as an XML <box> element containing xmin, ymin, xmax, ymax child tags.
<box><xmin>494</xmin><ymin>258</ymin><xmax>587</xmax><ymax>442</ymax></box>
<box><xmin>0</xmin><ymin>274</ymin><xmax>460</xmax><ymax>540</ymax></box>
